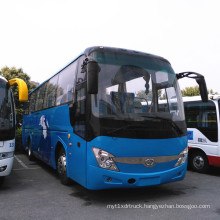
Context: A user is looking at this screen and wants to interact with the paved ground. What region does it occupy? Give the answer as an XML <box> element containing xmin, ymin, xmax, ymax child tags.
<box><xmin>0</xmin><ymin>153</ymin><xmax>220</xmax><ymax>220</ymax></box>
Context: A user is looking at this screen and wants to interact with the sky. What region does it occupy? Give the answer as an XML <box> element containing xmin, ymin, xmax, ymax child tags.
<box><xmin>0</xmin><ymin>0</ymin><xmax>220</xmax><ymax>93</ymax></box>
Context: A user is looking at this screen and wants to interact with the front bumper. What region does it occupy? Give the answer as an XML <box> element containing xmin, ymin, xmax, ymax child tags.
<box><xmin>87</xmin><ymin>163</ymin><xmax>187</xmax><ymax>190</ymax></box>
<box><xmin>0</xmin><ymin>157</ymin><xmax>14</xmax><ymax>176</ymax></box>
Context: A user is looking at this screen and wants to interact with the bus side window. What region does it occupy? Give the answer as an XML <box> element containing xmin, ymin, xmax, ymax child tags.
<box><xmin>29</xmin><ymin>92</ymin><xmax>37</xmax><ymax>113</ymax></box>
<box><xmin>185</xmin><ymin>101</ymin><xmax>218</xmax><ymax>142</ymax></box>
<box><xmin>56</xmin><ymin>61</ymin><xmax>77</xmax><ymax>106</ymax></box>
<box><xmin>44</xmin><ymin>75</ymin><xmax>59</xmax><ymax>109</ymax></box>
<box><xmin>24</xmin><ymin>101</ymin><xmax>29</xmax><ymax>115</ymax></box>
<box><xmin>36</xmin><ymin>83</ymin><xmax>48</xmax><ymax>111</ymax></box>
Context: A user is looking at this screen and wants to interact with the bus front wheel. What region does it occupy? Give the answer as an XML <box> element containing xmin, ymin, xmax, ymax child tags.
<box><xmin>189</xmin><ymin>151</ymin><xmax>209</xmax><ymax>173</ymax></box>
<box><xmin>57</xmin><ymin>148</ymin><xmax>71</xmax><ymax>185</ymax></box>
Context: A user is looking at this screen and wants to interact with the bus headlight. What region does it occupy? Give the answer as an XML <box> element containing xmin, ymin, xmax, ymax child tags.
<box><xmin>0</xmin><ymin>152</ymin><xmax>14</xmax><ymax>160</ymax></box>
<box><xmin>92</xmin><ymin>147</ymin><xmax>119</xmax><ymax>171</ymax></box>
<box><xmin>174</xmin><ymin>147</ymin><xmax>188</xmax><ymax>167</ymax></box>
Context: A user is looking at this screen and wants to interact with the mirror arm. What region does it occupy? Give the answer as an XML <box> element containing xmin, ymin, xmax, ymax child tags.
<box><xmin>176</xmin><ymin>71</ymin><xmax>208</xmax><ymax>102</ymax></box>
<box><xmin>176</xmin><ymin>71</ymin><xmax>203</xmax><ymax>80</ymax></box>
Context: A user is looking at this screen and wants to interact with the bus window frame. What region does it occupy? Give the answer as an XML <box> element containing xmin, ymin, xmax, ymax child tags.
<box><xmin>184</xmin><ymin>100</ymin><xmax>218</xmax><ymax>142</ymax></box>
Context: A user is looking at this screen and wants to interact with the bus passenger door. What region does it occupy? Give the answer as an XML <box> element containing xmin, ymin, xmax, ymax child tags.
<box><xmin>68</xmin><ymin>84</ymin><xmax>87</xmax><ymax>187</ymax></box>
<box><xmin>68</xmin><ymin>134</ymin><xmax>87</xmax><ymax>187</ymax></box>
<box><xmin>68</xmin><ymin>55</ymin><xmax>87</xmax><ymax>187</ymax></box>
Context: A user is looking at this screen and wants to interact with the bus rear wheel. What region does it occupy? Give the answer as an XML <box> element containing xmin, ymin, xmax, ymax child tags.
<box><xmin>189</xmin><ymin>151</ymin><xmax>209</xmax><ymax>173</ymax></box>
<box><xmin>28</xmin><ymin>139</ymin><xmax>35</xmax><ymax>161</ymax></box>
<box><xmin>57</xmin><ymin>148</ymin><xmax>71</xmax><ymax>185</ymax></box>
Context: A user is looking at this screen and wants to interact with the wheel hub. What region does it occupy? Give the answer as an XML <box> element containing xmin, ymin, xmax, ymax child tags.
<box><xmin>58</xmin><ymin>154</ymin><xmax>67</xmax><ymax>176</ymax></box>
<box><xmin>193</xmin><ymin>156</ymin><xmax>204</xmax><ymax>169</ymax></box>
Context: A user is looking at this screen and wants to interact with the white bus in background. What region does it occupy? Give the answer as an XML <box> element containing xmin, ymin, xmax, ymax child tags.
<box><xmin>183</xmin><ymin>95</ymin><xmax>220</xmax><ymax>172</ymax></box>
<box><xmin>0</xmin><ymin>75</ymin><xmax>28</xmax><ymax>184</ymax></box>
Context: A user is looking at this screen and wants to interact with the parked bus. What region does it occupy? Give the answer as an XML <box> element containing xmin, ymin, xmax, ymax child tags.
<box><xmin>22</xmin><ymin>46</ymin><xmax>208</xmax><ymax>190</ymax></box>
<box><xmin>184</xmin><ymin>95</ymin><xmax>220</xmax><ymax>172</ymax></box>
<box><xmin>0</xmin><ymin>75</ymin><xmax>28</xmax><ymax>184</ymax></box>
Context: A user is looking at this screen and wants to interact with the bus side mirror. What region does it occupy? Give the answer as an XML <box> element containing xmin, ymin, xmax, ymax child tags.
<box><xmin>176</xmin><ymin>72</ymin><xmax>208</xmax><ymax>102</ymax></box>
<box><xmin>195</xmin><ymin>76</ymin><xmax>208</xmax><ymax>102</ymax></box>
<box><xmin>87</xmin><ymin>60</ymin><xmax>100</xmax><ymax>94</ymax></box>
<box><xmin>8</xmin><ymin>78</ymin><xmax>28</xmax><ymax>102</ymax></box>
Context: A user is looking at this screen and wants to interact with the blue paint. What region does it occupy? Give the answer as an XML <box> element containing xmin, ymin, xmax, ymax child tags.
<box><xmin>9</xmin><ymin>142</ymin><xmax>15</xmax><ymax>148</ymax></box>
<box><xmin>23</xmin><ymin>104</ymin><xmax>188</xmax><ymax>189</ymax></box>
<box><xmin>187</xmin><ymin>131</ymin><xmax>193</xmax><ymax>140</ymax></box>
<box><xmin>23</xmin><ymin>105</ymin><xmax>87</xmax><ymax>187</ymax></box>
<box><xmin>86</xmin><ymin>163</ymin><xmax>186</xmax><ymax>190</ymax></box>
<box><xmin>86</xmin><ymin>136</ymin><xmax>187</xmax><ymax>189</ymax></box>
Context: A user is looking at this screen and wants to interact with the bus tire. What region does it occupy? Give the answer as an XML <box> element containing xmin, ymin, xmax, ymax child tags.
<box><xmin>57</xmin><ymin>148</ymin><xmax>71</xmax><ymax>185</ymax></box>
<box><xmin>28</xmin><ymin>139</ymin><xmax>35</xmax><ymax>161</ymax></box>
<box><xmin>0</xmin><ymin>177</ymin><xmax>5</xmax><ymax>186</ymax></box>
<box><xmin>189</xmin><ymin>151</ymin><xmax>209</xmax><ymax>173</ymax></box>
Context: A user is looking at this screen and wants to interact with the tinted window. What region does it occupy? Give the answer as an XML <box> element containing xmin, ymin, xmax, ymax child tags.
<box><xmin>35</xmin><ymin>83</ymin><xmax>48</xmax><ymax>111</ymax></box>
<box><xmin>29</xmin><ymin>91</ymin><xmax>37</xmax><ymax>113</ymax></box>
<box><xmin>76</xmin><ymin>56</ymin><xmax>87</xmax><ymax>84</ymax></box>
<box><xmin>184</xmin><ymin>101</ymin><xmax>218</xmax><ymax>142</ymax></box>
<box><xmin>44</xmin><ymin>75</ymin><xmax>59</xmax><ymax>109</ymax></box>
<box><xmin>56</xmin><ymin>61</ymin><xmax>77</xmax><ymax>106</ymax></box>
<box><xmin>0</xmin><ymin>83</ymin><xmax>15</xmax><ymax>130</ymax></box>
<box><xmin>24</xmin><ymin>101</ymin><xmax>29</xmax><ymax>115</ymax></box>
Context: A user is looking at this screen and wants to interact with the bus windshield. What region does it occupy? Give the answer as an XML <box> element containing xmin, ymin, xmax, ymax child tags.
<box><xmin>0</xmin><ymin>81</ymin><xmax>15</xmax><ymax>131</ymax></box>
<box><xmin>91</xmin><ymin>52</ymin><xmax>185</xmax><ymax>123</ymax></box>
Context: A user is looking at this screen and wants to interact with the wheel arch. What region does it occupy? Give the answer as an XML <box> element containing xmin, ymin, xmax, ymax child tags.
<box><xmin>54</xmin><ymin>139</ymin><xmax>68</xmax><ymax>169</ymax></box>
<box><xmin>55</xmin><ymin>142</ymin><xmax>64</xmax><ymax>166</ymax></box>
<box><xmin>188</xmin><ymin>147</ymin><xmax>208</xmax><ymax>160</ymax></box>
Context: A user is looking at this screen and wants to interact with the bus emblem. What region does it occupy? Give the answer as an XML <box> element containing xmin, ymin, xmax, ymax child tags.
<box><xmin>144</xmin><ymin>158</ymin><xmax>156</xmax><ymax>167</ymax></box>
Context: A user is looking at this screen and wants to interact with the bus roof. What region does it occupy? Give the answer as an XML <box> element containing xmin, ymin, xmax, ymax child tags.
<box><xmin>183</xmin><ymin>95</ymin><xmax>220</xmax><ymax>102</ymax></box>
<box><xmin>84</xmin><ymin>46</ymin><xmax>170</xmax><ymax>64</ymax></box>
<box><xmin>182</xmin><ymin>96</ymin><xmax>202</xmax><ymax>102</ymax></box>
<box><xmin>0</xmin><ymin>75</ymin><xmax>7</xmax><ymax>82</ymax></box>
<box><xmin>29</xmin><ymin>46</ymin><xmax>170</xmax><ymax>95</ymax></box>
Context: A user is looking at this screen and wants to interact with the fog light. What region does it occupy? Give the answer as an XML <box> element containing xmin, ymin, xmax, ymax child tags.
<box><xmin>128</xmin><ymin>178</ymin><xmax>136</xmax><ymax>184</ymax></box>
<box><xmin>0</xmin><ymin>165</ymin><xmax>7</xmax><ymax>172</ymax></box>
<box><xmin>107</xmin><ymin>177</ymin><xmax>112</xmax><ymax>182</ymax></box>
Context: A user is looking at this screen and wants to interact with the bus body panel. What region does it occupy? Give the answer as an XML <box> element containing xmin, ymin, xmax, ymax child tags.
<box><xmin>87</xmin><ymin>164</ymin><xmax>186</xmax><ymax>190</ymax></box>
<box><xmin>187</xmin><ymin>128</ymin><xmax>219</xmax><ymax>155</ymax></box>
<box><xmin>207</xmin><ymin>155</ymin><xmax>220</xmax><ymax>166</ymax></box>
<box><xmin>22</xmin><ymin>104</ymin><xmax>88</xmax><ymax>187</ymax></box>
<box><xmin>0</xmin><ymin>139</ymin><xmax>15</xmax><ymax>176</ymax></box>
<box><xmin>187</xmin><ymin>128</ymin><xmax>220</xmax><ymax>167</ymax></box>
<box><xmin>23</xmin><ymin>105</ymin><xmax>72</xmax><ymax>163</ymax></box>
<box><xmin>86</xmin><ymin>136</ymin><xmax>187</xmax><ymax>189</ymax></box>
<box><xmin>184</xmin><ymin>97</ymin><xmax>220</xmax><ymax>168</ymax></box>
<box><xmin>67</xmin><ymin>135</ymin><xmax>87</xmax><ymax>187</ymax></box>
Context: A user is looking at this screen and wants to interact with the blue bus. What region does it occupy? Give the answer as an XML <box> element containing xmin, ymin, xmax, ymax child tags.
<box><xmin>22</xmin><ymin>46</ymin><xmax>208</xmax><ymax>190</ymax></box>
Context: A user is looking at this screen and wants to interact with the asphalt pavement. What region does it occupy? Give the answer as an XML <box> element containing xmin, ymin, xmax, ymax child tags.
<box><xmin>0</xmin><ymin>153</ymin><xmax>220</xmax><ymax>220</ymax></box>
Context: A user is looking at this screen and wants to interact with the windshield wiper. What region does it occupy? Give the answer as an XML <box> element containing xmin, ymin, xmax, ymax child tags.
<box><xmin>106</xmin><ymin>124</ymin><xmax>137</xmax><ymax>135</ymax></box>
<box><xmin>106</xmin><ymin>116</ymin><xmax>183</xmax><ymax>136</ymax></box>
<box><xmin>141</xmin><ymin>115</ymin><xmax>183</xmax><ymax>135</ymax></box>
